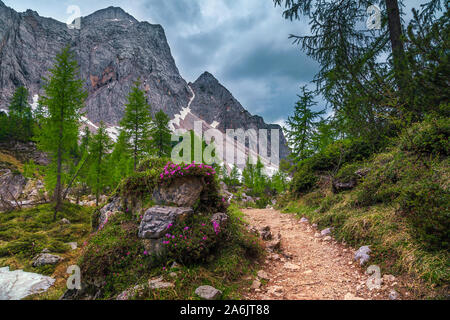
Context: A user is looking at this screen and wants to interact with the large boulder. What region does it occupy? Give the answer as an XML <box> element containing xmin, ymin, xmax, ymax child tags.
<box><xmin>138</xmin><ymin>206</ymin><xmax>193</xmax><ymax>239</ymax></box>
<box><xmin>152</xmin><ymin>176</ymin><xmax>204</xmax><ymax>207</ymax></box>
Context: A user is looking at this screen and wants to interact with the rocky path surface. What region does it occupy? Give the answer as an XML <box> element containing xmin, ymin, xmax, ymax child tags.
<box><xmin>242</xmin><ymin>208</ymin><xmax>402</xmax><ymax>300</ymax></box>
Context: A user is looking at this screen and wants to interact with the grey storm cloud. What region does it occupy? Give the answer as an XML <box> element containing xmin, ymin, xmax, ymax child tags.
<box><xmin>3</xmin><ymin>0</ymin><xmax>432</xmax><ymax>126</ymax></box>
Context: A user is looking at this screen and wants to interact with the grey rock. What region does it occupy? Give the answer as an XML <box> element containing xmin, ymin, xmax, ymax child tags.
<box><xmin>153</xmin><ymin>176</ymin><xmax>204</xmax><ymax>207</ymax></box>
<box><xmin>32</xmin><ymin>253</ymin><xmax>62</xmax><ymax>267</ymax></box>
<box><xmin>300</xmin><ymin>217</ymin><xmax>309</xmax><ymax>223</ymax></box>
<box><xmin>211</xmin><ymin>212</ymin><xmax>229</xmax><ymax>227</ymax></box>
<box><xmin>354</xmin><ymin>246</ymin><xmax>371</xmax><ymax>265</ymax></box>
<box><xmin>389</xmin><ymin>290</ymin><xmax>399</xmax><ymax>300</ymax></box>
<box><xmin>138</xmin><ymin>206</ymin><xmax>193</xmax><ymax>239</ymax></box>
<box><xmin>148</xmin><ymin>277</ymin><xmax>174</xmax><ymax>290</ymax></box>
<box><xmin>195</xmin><ymin>285</ymin><xmax>222</xmax><ymax>300</ymax></box>
<box><xmin>321</xmin><ymin>228</ymin><xmax>332</xmax><ymax>237</ymax></box>
<box><xmin>61</xmin><ymin>218</ymin><xmax>71</xmax><ymax>225</ymax></box>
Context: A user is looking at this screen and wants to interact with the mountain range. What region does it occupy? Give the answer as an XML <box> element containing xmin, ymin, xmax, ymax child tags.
<box><xmin>0</xmin><ymin>1</ymin><xmax>290</xmax><ymax>168</ymax></box>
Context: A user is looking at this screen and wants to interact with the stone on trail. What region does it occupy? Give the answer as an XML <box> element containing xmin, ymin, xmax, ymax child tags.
<box><xmin>300</xmin><ymin>217</ymin><xmax>309</xmax><ymax>223</ymax></box>
<box><xmin>389</xmin><ymin>290</ymin><xmax>399</xmax><ymax>300</ymax></box>
<box><xmin>195</xmin><ymin>285</ymin><xmax>222</xmax><ymax>300</ymax></box>
<box><xmin>32</xmin><ymin>253</ymin><xmax>62</xmax><ymax>267</ymax></box>
<box><xmin>251</xmin><ymin>280</ymin><xmax>261</xmax><ymax>290</ymax></box>
<box><xmin>344</xmin><ymin>292</ymin><xmax>365</xmax><ymax>300</ymax></box>
<box><xmin>320</xmin><ymin>228</ymin><xmax>331</xmax><ymax>237</ymax></box>
<box><xmin>283</xmin><ymin>262</ymin><xmax>301</xmax><ymax>271</ymax></box>
<box><xmin>257</xmin><ymin>270</ymin><xmax>270</xmax><ymax>280</ymax></box>
<box><xmin>354</xmin><ymin>246</ymin><xmax>371</xmax><ymax>265</ymax></box>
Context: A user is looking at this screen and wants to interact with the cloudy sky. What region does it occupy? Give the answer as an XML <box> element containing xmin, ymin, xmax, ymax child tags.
<box><xmin>4</xmin><ymin>0</ymin><xmax>429</xmax><ymax>126</ymax></box>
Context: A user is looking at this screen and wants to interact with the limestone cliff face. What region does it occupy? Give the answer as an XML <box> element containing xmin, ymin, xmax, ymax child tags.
<box><xmin>0</xmin><ymin>1</ymin><xmax>289</xmax><ymax>159</ymax></box>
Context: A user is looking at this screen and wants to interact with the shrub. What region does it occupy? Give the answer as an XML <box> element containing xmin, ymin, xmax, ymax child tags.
<box><xmin>398</xmin><ymin>181</ymin><xmax>449</xmax><ymax>251</ymax></box>
<box><xmin>399</xmin><ymin>118</ymin><xmax>450</xmax><ymax>156</ymax></box>
<box><xmin>290</xmin><ymin>166</ymin><xmax>318</xmax><ymax>194</ymax></box>
<box><xmin>163</xmin><ymin>214</ymin><xmax>224</xmax><ymax>264</ymax></box>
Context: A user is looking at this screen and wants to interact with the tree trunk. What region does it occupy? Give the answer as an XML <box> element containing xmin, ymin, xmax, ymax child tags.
<box><xmin>385</xmin><ymin>0</ymin><xmax>407</xmax><ymax>93</ymax></box>
<box><xmin>54</xmin><ymin>107</ymin><xmax>64</xmax><ymax>220</ymax></box>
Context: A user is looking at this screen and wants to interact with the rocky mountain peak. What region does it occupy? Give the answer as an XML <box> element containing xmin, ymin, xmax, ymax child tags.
<box><xmin>195</xmin><ymin>71</ymin><xmax>219</xmax><ymax>84</ymax></box>
<box><xmin>82</xmin><ymin>6</ymin><xmax>138</xmax><ymax>25</ymax></box>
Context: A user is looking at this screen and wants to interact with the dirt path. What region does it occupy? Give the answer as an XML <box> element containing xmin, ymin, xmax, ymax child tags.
<box><xmin>242</xmin><ymin>208</ymin><xmax>402</xmax><ymax>300</ymax></box>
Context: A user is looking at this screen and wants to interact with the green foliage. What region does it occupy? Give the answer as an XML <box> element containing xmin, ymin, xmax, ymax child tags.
<box><xmin>290</xmin><ymin>165</ymin><xmax>318</xmax><ymax>194</ymax></box>
<box><xmin>35</xmin><ymin>46</ymin><xmax>87</xmax><ymax>212</ymax></box>
<box><xmin>108</xmin><ymin>130</ymin><xmax>134</xmax><ymax>188</ymax></box>
<box><xmin>79</xmin><ymin>214</ymin><xmax>154</xmax><ymax>297</ymax></box>
<box><xmin>7</xmin><ymin>86</ymin><xmax>34</xmax><ymax>142</ymax></box>
<box><xmin>398</xmin><ymin>117</ymin><xmax>450</xmax><ymax>156</ymax></box>
<box><xmin>120</xmin><ymin>80</ymin><xmax>153</xmax><ymax>171</ymax></box>
<box><xmin>284</xmin><ymin>86</ymin><xmax>326</xmax><ymax>161</ymax></box>
<box><xmin>0</xmin><ymin>204</ymin><xmax>91</xmax><ymax>272</ymax></box>
<box><xmin>149</xmin><ymin>110</ymin><xmax>172</xmax><ymax>158</ymax></box>
<box><xmin>87</xmin><ymin>122</ymin><xmax>113</xmax><ymax>205</ymax></box>
<box><xmin>163</xmin><ymin>214</ymin><xmax>224</xmax><ymax>264</ymax></box>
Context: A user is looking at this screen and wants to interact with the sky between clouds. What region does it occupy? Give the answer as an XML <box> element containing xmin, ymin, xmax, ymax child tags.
<box><xmin>4</xmin><ymin>0</ymin><xmax>429</xmax><ymax>126</ymax></box>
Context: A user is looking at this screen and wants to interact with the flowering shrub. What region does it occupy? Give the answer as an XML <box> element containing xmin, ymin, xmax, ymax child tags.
<box><xmin>163</xmin><ymin>214</ymin><xmax>224</xmax><ymax>264</ymax></box>
<box><xmin>159</xmin><ymin>161</ymin><xmax>216</xmax><ymax>185</ymax></box>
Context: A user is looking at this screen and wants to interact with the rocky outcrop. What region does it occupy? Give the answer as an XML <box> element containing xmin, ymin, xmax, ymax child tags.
<box><xmin>152</xmin><ymin>176</ymin><xmax>204</xmax><ymax>207</ymax></box>
<box><xmin>138</xmin><ymin>206</ymin><xmax>193</xmax><ymax>239</ymax></box>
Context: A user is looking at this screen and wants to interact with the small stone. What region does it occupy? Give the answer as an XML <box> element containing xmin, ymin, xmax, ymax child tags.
<box><xmin>284</xmin><ymin>263</ymin><xmax>301</xmax><ymax>271</ymax></box>
<box><xmin>300</xmin><ymin>217</ymin><xmax>309</xmax><ymax>223</ymax></box>
<box><xmin>169</xmin><ymin>272</ymin><xmax>178</xmax><ymax>278</ymax></box>
<box><xmin>257</xmin><ymin>270</ymin><xmax>270</xmax><ymax>280</ymax></box>
<box><xmin>148</xmin><ymin>277</ymin><xmax>174</xmax><ymax>290</ymax></box>
<box><xmin>382</xmin><ymin>274</ymin><xmax>396</xmax><ymax>283</ymax></box>
<box><xmin>344</xmin><ymin>293</ymin><xmax>364</xmax><ymax>300</ymax></box>
<box><xmin>321</xmin><ymin>228</ymin><xmax>331</xmax><ymax>237</ymax></box>
<box><xmin>61</xmin><ymin>218</ymin><xmax>71</xmax><ymax>224</ymax></box>
<box><xmin>41</xmin><ymin>248</ymin><xmax>50</xmax><ymax>253</ymax></box>
<box><xmin>354</xmin><ymin>246</ymin><xmax>371</xmax><ymax>265</ymax></box>
<box><xmin>314</xmin><ymin>233</ymin><xmax>322</xmax><ymax>238</ymax></box>
<box><xmin>251</xmin><ymin>280</ymin><xmax>261</xmax><ymax>290</ymax></box>
<box><xmin>322</xmin><ymin>236</ymin><xmax>332</xmax><ymax>242</ymax></box>
<box><xmin>195</xmin><ymin>285</ymin><xmax>222</xmax><ymax>300</ymax></box>
<box><xmin>312</xmin><ymin>223</ymin><xmax>318</xmax><ymax>229</ymax></box>
<box><xmin>389</xmin><ymin>290</ymin><xmax>399</xmax><ymax>300</ymax></box>
<box><xmin>67</xmin><ymin>242</ymin><xmax>78</xmax><ymax>250</ymax></box>
<box><xmin>32</xmin><ymin>253</ymin><xmax>61</xmax><ymax>267</ymax></box>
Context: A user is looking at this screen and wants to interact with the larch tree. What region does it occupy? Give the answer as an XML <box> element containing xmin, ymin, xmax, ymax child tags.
<box><xmin>120</xmin><ymin>80</ymin><xmax>152</xmax><ymax>170</ymax></box>
<box><xmin>149</xmin><ymin>109</ymin><xmax>172</xmax><ymax>158</ymax></box>
<box><xmin>35</xmin><ymin>46</ymin><xmax>87</xmax><ymax>217</ymax></box>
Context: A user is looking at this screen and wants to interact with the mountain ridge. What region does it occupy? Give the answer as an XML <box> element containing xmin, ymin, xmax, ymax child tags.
<box><xmin>0</xmin><ymin>3</ymin><xmax>290</xmax><ymax>161</ymax></box>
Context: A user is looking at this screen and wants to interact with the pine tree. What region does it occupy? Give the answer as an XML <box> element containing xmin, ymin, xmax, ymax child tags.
<box><xmin>109</xmin><ymin>130</ymin><xmax>133</xmax><ymax>187</ymax></box>
<box><xmin>88</xmin><ymin>122</ymin><xmax>113</xmax><ymax>207</ymax></box>
<box><xmin>120</xmin><ymin>80</ymin><xmax>152</xmax><ymax>170</ymax></box>
<box><xmin>149</xmin><ymin>109</ymin><xmax>172</xmax><ymax>158</ymax></box>
<box><xmin>35</xmin><ymin>46</ymin><xmax>87</xmax><ymax>216</ymax></box>
<box><xmin>285</xmin><ymin>86</ymin><xmax>325</xmax><ymax>161</ymax></box>
<box><xmin>8</xmin><ymin>86</ymin><xmax>33</xmax><ymax>141</ymax></box>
